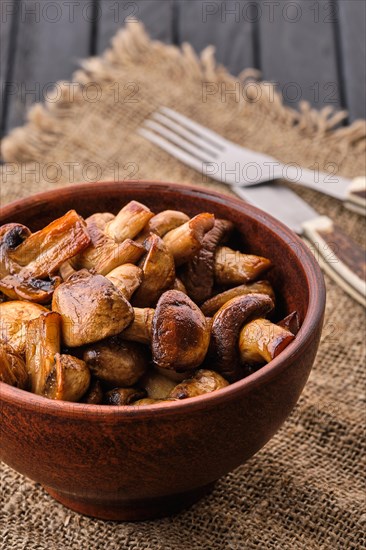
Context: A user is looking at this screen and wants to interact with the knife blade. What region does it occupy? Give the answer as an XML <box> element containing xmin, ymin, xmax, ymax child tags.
<box><xmin>235</xmin><ymin>183</ymin><xmax>366</xmax><ymax>307</ymax></box>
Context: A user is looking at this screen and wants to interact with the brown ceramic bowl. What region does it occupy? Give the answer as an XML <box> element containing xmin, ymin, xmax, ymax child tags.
<box><xmin>0</xmin><ymin>181</ymin><xmax>325</xmax><ymax>521</ymax></box>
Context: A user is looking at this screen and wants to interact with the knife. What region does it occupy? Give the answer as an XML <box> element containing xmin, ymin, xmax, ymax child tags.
<box><xmin>235</xmin><ymin>183</ymin><xmax>366</xmax><ymax>307</ymax></box>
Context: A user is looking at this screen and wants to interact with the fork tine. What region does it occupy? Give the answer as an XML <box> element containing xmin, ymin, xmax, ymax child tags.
<box><xmin>152</xmin><ymin>112</ymin><xmax>222</xmax><ymax>156</ymax></box>
<box><xmin>160</xmin><ymin>107</ymin><xmax>228</xmax><ymax>150</ymax></box>
<box><xmin>138</xmin><ymin>128</ymin><xmax>208</xmax><ymax>174</ymax></box>
<box><xmin>143</xmin><ymin>120</ymin><xmax>217</xmax><ymax>162</ymax></box>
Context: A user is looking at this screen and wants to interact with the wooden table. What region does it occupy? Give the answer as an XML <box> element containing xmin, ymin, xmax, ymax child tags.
<box><xmin>1</xmin><ymin>0</ymin><xmax>365</xmax><ymax>140</ymax></box>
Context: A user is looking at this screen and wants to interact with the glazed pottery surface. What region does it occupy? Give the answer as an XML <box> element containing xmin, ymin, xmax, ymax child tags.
<box><xmin>0</xmin><ymin>181</ymin><xmax>326</xmax><ymax>520</ymax></box>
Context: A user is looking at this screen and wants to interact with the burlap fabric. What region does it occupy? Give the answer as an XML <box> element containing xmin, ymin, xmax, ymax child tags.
<box><xmin>0</xmin><ymin>22</ymin><xmax>365</xmax><ymax>550</ymax></box>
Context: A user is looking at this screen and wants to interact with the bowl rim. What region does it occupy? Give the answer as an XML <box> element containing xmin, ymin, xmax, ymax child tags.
<box><xmin>0</xmin><ymin>180</ymin><xmax>326</xmax><ymax>418</ymax></box>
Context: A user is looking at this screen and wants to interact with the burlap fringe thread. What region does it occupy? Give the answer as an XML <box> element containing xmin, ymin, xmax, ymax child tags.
<box><xmin>1</xmin><ymin>20</ymin><xmax>366</xmax><ymax>163</ymax></box>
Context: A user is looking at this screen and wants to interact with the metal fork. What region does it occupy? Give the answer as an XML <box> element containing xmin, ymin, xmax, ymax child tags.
<box><xmin>138</xmin><ymin>107</ymin><xmax>365</xmax><ymax>212</ymax></box>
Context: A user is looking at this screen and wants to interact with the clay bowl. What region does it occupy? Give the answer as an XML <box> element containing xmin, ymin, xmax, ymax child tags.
<box><xmin>0</xmin><ymin>181</ymin><xmax>325</xmax><ymax>521</ymax></box>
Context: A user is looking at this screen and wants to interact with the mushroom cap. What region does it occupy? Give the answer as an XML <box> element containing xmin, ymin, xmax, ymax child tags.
<box><xmin>180</xmin><ymin>218</ymin><xmax>233</xmax><ymax>303</ymax></box>
<box><xmin>152</xmin><ymin>290</ymin><xmax>210</xmax><ymax>372</ymax></box>
<box><xmin>140</xmin><ymin>368</ymin><xmax>177</xmax><ymax>400</ymax></box>
<box><xmin>0</xmin><ymin>223</ymin><xmax>31</xmax><ymax>278</ymax></box>
<box><xmin>169</xmin><ymin>369</ymin><xmax>229</xmax><ymax>399</ymax></box>
<box><xmin>209</xmin><ymin>293</ymin><xmax>274</xmax><ymax>381</ymax></box>
<box><xmin>83</xmin><ymin>339</ymin><xmax>148</xmax><ymax>387</ymax></box>
<box><xmin>104</xmin><ymin>387</ymin><xmax>147</xmax><ymax>406</ymax></box>
<box><xmin>52</xmin><ymin>271</ymin><xmax>134</xmax><ymax>347</ymax></box>
<box><xmin>82</xmin><ymin>378</ymin><xmax>104</xmax><ymax>404</ymax></box>
<box><xmin>44</xmin><ymin>353</ymin><xmax>91</xmax><ymax>402</ymax></box>
<box><xmin>0</xmin><ymin>341</ymin><xmax>29</xmax><ymax>389</ymax></box>
<box><xmin>104</xmin><ymin>200</ymin><xmax>154</xmax><ymax>243</ymax></box>
<box><xmin>0</xmin><ymin>301</ymin><xmax>48</xmax><ymax>356</ymax></box>
<box><xmin>132</xmin><ymin>234</ymin><xmax>175</xmax><ymax>307</ymax></box>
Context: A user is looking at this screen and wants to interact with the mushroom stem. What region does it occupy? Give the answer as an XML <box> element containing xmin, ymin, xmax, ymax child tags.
<box><xmin>238</xmin><ymin>318</ymin><xmax>295</xmax><ymax>366</ymax></box>
<box><xmin>121</xmin><ymin>307</ymin><xmax>155</xmax><ymax>344</ymax></box>
<box><xmin>26</xmin><ymin>312</ymin><xmax>61</xmax><ymax>395</ymax></box>
<box><xmin>105</xmin><ymin>264</ymin><xmax>143</xmax><ymax>300</ymax></box>
<box><xmin>136</xmin><ymin>210</ymin><xmax>190</xmax><ymax>243</ymax></box>
<box><xmin>46</xmin><ymin>353</ymin><xmax>90</xmax><ymax>402</ymax></box>
<box><xmin>201</xmin><ymin>280</ymin><xmax>275</xmax><ymax>316</ymax></box>
<box><xmin>214</xmin><ymin>246</ymin><xmax>271</xmax><ymax>285</ymax></box>
<box><xmin>105</xmin><ymin>201</ymin><xmax>154</xmax><ymax>242</ymax></box>
<box><xmin>163</xmin><ymin>213</ymin><xmax>215</xmax><ymax>266</ymax></box>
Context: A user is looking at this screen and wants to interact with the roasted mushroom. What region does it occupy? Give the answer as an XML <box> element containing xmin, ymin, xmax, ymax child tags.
<box><xmin>200</xmin><ymin>280</ymin><xmax>275</xmax><ymax>316</ymax></box>
<box><xmin>278</xmin><ymin>311</ymin><xmax>300</xmax><ymax>335</ymax></box>
<box><xmin>0</xmin><ymin>301</ymin><xmax>48</xmax><ymax>355</ymax></box>
<box><xmin>180</xmin><ymin>218</ymin><xmax>233</xmax><ymax>303</ymax></box>
<box><xmin>121</xmin><ymin>290</ymin><xmax>211</xmax><ymax>372</ymax></box>
<box><xmin>104</xmin><ymin>201</ymin><xmax>154</xmax><ymax>242</ymax></box>
<box><xmin>238</xmin><ymin>318</ymin><xmax>295</xmax><ymax>366</ymax></box>
<box><xmin>26</xmin><ymin>311</ymin><xmax>90</xmax><ymax>401</ymax></box>
<box><xmin>82</xmin><ymin>378</ymin><xmax>104</xmax><ymax>404</ymax></box>
<box><xmin>214</xmin><ymin>246</ymin><xmax>271</xmax><ymax>285</ymax></box>
<box><xmin>132</xmin><ymin>234</ymin><xmax>175</xmax><ymax>307</ymax></box>
<box><xmin>0</xmin><ymin>212</ymin><xmax>90</xmax><ymax>302</ymax></box>
<box><xmin>169</xmin><ymin>369</ymin><xmax>229</xmax><ymax>399</ymax></box>
<box><xmin>72</xmin><ymin>212</ymin><xmax>145</xmax><ymax>275</ymax></box>
<box><xmin>163</xmin><ymin>213</ymin><xmax>215</xmax><ymax>266</ymax></box>
<box><xmin>136</xmin><ymin>210</ymin><xmax>190</xmax><ymax>242</ymax></box>
<box><xmin>209</xmin><ymin>293</ymin><xmax>274</xmax><ymax>381</ymax></box>
<box><xmin>0</xmin><ymin>342</ymin><xmax>29</xmax><ymax>389</ymax></box>
<box><xmin>105</xmin><ymin>264</ymin><xmax>143</xmax><ymax>300</ymax></box>
<box><xmin>52</xmin><ymin>270</ymin><xmax>134</xmax><ymax>347</ymax></box>
<box><xmin>140</xmin><ymin>368</ymin><xmax>177</xmax><ymax>400</ymax></box>
<box><xmin>83</xmin><ymin>339</ymin><xmax>148</xmax><ymax>387</ymax></box>
<box><xmin>104</xmin><ymin>387</ymin><xmax>147</xmax><ymax>406</ymax></box>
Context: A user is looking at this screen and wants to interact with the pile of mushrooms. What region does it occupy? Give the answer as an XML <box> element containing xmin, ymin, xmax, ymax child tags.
<box><xmin>0</xmin><ymin>201</ymin><xmax>299</xmax><ymax>405</ymax></box>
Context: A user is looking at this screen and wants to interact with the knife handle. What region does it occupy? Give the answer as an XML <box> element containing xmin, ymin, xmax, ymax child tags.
<box><xmin>346</xmin><ymin>177</ymin><xmax>366</xmax><ymax>216</ymax></box>
<box><xmin>302</xmin><ymin>216</ymin><xmax>366</xmax><ymax>305</ymax></box>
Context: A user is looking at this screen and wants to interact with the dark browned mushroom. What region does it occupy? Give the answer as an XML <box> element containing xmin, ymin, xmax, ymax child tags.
<box><xmin>132</xmin><ymin>234</ymin><xmax>175</xmax><ymax>307</ymax></box>
<box><xmin>214</xmin><ymin>246</ymin><xmax>271</xmax><ymax>285</ymax></box>
<box><xmin>71</xmin><ymin>212</ymin><xmax>145</xmax><ymax>275</ymax></box>
<box><xmin>238</xmin><ymin>318</ymin><xmax>295</xmax><ymax>366</ymax></box>
<box><xmin>82</xmin><ymin>378</ymin><xmax>104</xmax><ymax>404</ymax></box>
<box><xmin>52</xmin><ymin>270</ymin><xmax>134</xmax><ymax>347</ymax></box>
<box><xmin>121</xmin><ymin>290</ymin><xmax>211</xmax><ymax>372</ymax></box>
<box><xmin>0</xmin><ymin>211</ymin><xmax>90</xmax><ymax>302</ymax></box>
<box><xmin>0</xmin><ymin>301</ymin><xmax>48</xmax><ymax>355</ymax></box>
<box><xmin>169</xmin><ymin>369</ymin><xmax>229</xmax><ymax>399</ymax></box>
<box><xmin>104</xmin><ymin>201</ymin><xmax>154</xmax><ymax>242</ymax></box>
<box><xmin>163</xmin><ymin>213</ymin><xmax>215</xmax><ymax>266</ymax></box>
<box><xmin>180</xmin><ymin>218</ymin><xmax>233</xmax><ymax>303</ymax></box>
<box><xmin>0</xmin><ymin>342</ymin><xmax>29</xmax><ymax>389</ymax></box>
<box><xmin>83</xmin><ymin>339</ymin><xmax>148</xmax><ymax>387</ymax></box>
<box><xmin>200</xmin><ymin>280</ymin><xmax>275</xmax><ymax>316</ymax></box>
<box><xmin>104</xmin><ymin>387</ymin><xmax>147</xmax><ymax>406</ymax></box>
<box><xmin>278</xmin><ymin>311</ymin><xmax>300</xmax><ymax>335</ymax></box>
<box><xmin>209</xmin><ymin>293</ymin><xmax>274</xmax><ymax>381</ymax></box>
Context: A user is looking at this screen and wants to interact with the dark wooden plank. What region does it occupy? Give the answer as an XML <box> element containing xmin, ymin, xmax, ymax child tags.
<box><xmin>338</xmin><ymin>0</ymin><xmax>366</xmax><ymax>121</ymax></box>
<box><xmin>258</xmin><ymin>0</ymin><xmax>341</xmax><ymax>111</ymax></box>
<box><xmin>0</xmin><ymin>0</ymin><xmax>16</xmax><ymax>135</ymax></box>
<box><xmin>6</xmin><ymin>0</ymin><xmax>92</xmax><ymax>132</ymax></box>
<box><xmin>97</xmin><ymin>0</ymin><xmax>173</xmax><ymax>54</ymax></box>
<box><xmin>178</xmin><ymin>0</ymin><xmax>254</xmax><ymax>74</ymax></box>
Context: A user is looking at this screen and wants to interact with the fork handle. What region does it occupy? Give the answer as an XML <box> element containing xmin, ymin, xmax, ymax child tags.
<box><xmin>302</xmin><ymin>216</ymin><xmax>366</xmax><ymax>306</ymax></box>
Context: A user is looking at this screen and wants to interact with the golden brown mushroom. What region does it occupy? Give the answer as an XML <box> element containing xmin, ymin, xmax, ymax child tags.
<box><xmin>83</xmin><ymin>339</ymin><xmax>148</xmax><ymax>387</ymax></box>
<box><xmin>180</xmin><ymin>218</ymin><xmax>233</xmax><ymax>303</ymax></box>
<box><xmin>140</xmin><ymin>369</ymin><xmax>177</xmax><ymax>400</ymax></box>
<box><xmin>163</xmin><ymin>213</ymin><xmax>215</xmax><ymax>266</ymax></box>
<box><xmin>72</xmin><ymin>212</ymin><xmax>145</xmax><ymax>275</ymax></box>
<box><xmin>0</xmin><ymin>342</ymin><xmax>29</xmax><ymax>389</ymax></box>
<box><xmin>104</xmin><ymin>387</ymin><xmax>147</xmax><ymax>406</ymax></box>
<box><xmin>52</xmin><ymin>270</ymin><xmax>134</xmax><ymax>347</ymax></box>
<box><xmin>105</xmin><ymin>264</ymin><xmax>143</xmax><ymax>300</ymax></box>
<box><xmin>0</xmin><ymin>212</ymin><xmax>90</xmax><ymax>302</ymax></box>
<box><xmin>238</xmin><ymin>318</ymin><xmax>295</xmax><ymax>366</ymax></box>
<box><xmin>200</xmin><ymin>280</ymin><xmax>275</xmax><ymax>316</ymax></box>
<box><xmin>209</xmin><ymin>293</ymin><xmax>274</xmax><ymax>381</ymax></box>
<box><xmin>136</xmin><ymin>210</ymin><xmax>190</xmax><ymax>242</ymax></box>
<box><xmin>104</xmin><ymin>201</ymin><xmax>154</xmax><ymax>242</ymax></box>
<box><xmin>169</xmin><ymin>369</ymin><xmax>229</xmax><ymax>399</ymax></box>
<box><xmin>214</xmin><ymin>246</ymin><xmax>271</xmax><ymax>285</ymax></box>
<box><xmin>0</xmin><ymin>301</ymin><xmax>48</xmax><ymax>355</ymax></box>
<box><xmin>26</xmin><ymin>311</ymin><xmax>90</xmax><ymax>401</ymax></box>
<box><xmin>132</xmin><ymin>234</ymin><xmax>175</xmax><ymax>307</ymax></box>
<box><xmin>121</xmin><ymin>290</ymin><xmax>211</xmax><ymax>372</ymax></box>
